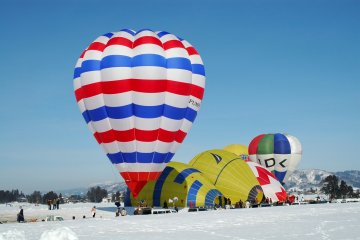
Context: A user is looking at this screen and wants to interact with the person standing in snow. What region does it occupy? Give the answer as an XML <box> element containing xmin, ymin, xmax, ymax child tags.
<box><xmin>17</xmin><ymin>207</ymin><xmax>24</xmax><ymax>222</ymax></box>
<box><xmin>53</xmin><ymin>199</ymin><xmax>57</xmax><ymax>210</ymax></box>
<box><xmin>47</xmin><ymin>199</ymin><xmax>52</xmax><ymax>210</ymax></box>
<box><xmin>91</xmin><ymin>206</ymin><xmax>96</xmax><ymax>218</ymax></box>
<box><xmin>56</xmin><ymin>198</ymin><xmax>60</xmax><ymax>210</ymax></box>
<box><xmin>239</xmin><ymin>199</ymin><xmax>243</xmax><ymax>208</ymax></box>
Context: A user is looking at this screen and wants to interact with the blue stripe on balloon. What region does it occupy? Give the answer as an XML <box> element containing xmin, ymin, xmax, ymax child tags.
<box><xmin>79</xmin><ymin>55</ymin><xmax>198</xmax><ymax>74</ymax></box>
<box><xmin>174</xmin><ymin>168</ymin><xmax>200</xmax><ymax>184</ymax></box>
<box><xmin>187</xmin><ymin>180</ymin><xmax>203</xmax><ymax>207</ymax></box>
<box><xmin>157</xmin><ymin>31</ymin><xmax>170</xmax><ymax>38</ymax></box>
<box><xmin>73</xmin><ymin>67</ymin><xmax>81</xmax><ymax>79</ymax></box>
<box><xmin>124</xmin><ymin>188</ymin><xmax>132</xmax><ymax>207</ymax></box>
<box><xmin>136</xmin><ymin>29</ymin><xmax>153</xmax><ymax>35</ymax></box>
<box><xmin>167</xmin><ymin>58</ymin><xmax>192</xmax><ymax>71</ymax></box>
<box><xmin>205</xmin><ymin>189</ymin><xmax>223</xmax><ymax>206</ymax></box>
<box><xmin>103</xmin><ymin>32</ymin><xmax>114</xmax><ymax>38</ymax></box>
<box><xmin>184</xmin><ymin>108</ymin><xmax>197</xmax><ymax>123</ymax></box>
<box><xmin>108</xmin><ymin>152</ymin><xmax>175</xmax><ymax>164</ymax></box>
<box><xmin>81</xmin><ymin>111</ymin><xmax>92</xmax><ymax>125</ymax></box>
<box><xmin>192</xmin><ymin>64</ymin><xmax>205</xmax><ymax>76</ymax></box>
<box><xmin>101</xmin><ymin>55</ymin><xmax>132</xmax><ymax>69</ymax></box>
<box><xmin>81</xmin><ymin>60</ymin><xmax>101</xmax><ymax>73</ymax></box>
<box><xmin>274</xmin><ymin>170</ymin><xmax>286</xmax><ymax>184</ymax></box>
<box><xmin>83</xmin><ymin>104</ymin><xmax>197</xmax><ymax>123</ymax></box>
<box><xmin>120</xmin><ymin>29</ymin><xmax>135</xmax><ymax>36</ymax></box>
<box><xmin>164</xmin><ymin>152</ymin><xmax>175</xmax><ymax>163</ymax></box>
<box><xmin>132</xmin><ymin>54</ymin><xmax>166</xmax><ymax>67</ymax></box>
<box><xmin>153</xmin><ymin>167</ymin><xmax>174</xmax><ymax>206</ymax></box>
<box><xmin>274</xmin><ymin>133</ymin><xmax>291</xmax><ymax>154</ymax></box>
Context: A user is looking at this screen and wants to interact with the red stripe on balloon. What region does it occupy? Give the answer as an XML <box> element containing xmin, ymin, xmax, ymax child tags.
<box><xmin>133</xmin><ymin>36</ymin><xmax>163</xmax><ymax>48</ymax></box>
<box><xmin>186</xmin><ymin>47</ymin><xmax>199</xmax><ymax>56</ymax></box>
<box><xmin>163</xmin><ymin>40</ymin><xmax>185</xmax><ymax>50</ymax></box>
<box><xmin>93</xmin><ymin>128</ymin><xmax>188</xmax><ymax>144</ymax></box>
<box><xmin>275</xmin><ymin>188</ymin><xmax>287</xmax><ymax>202</ymax></box>
<box><xmin>122</xmin><ymin>173</ymin><xmax>162</xmax><ymax>197</ymax></box>
<box><xmin>190</xmin><ymin>84</ymin><xmax>205</xmax><ymax>100</ymax></box>
<box><xmin>121</xmin><ymin>172</ymin><xmax>162</xmax><ymax>182</ymax></box>
<box><xmin>75</xmin><ymin>79</ymin><xmax>204</xmax><ymax>102</ymax></box>
<box><xmin>79</xmin><ymin>50</ymin><xmax>86</xmax><ymax>58</ymax></box>
<box><xmin>255</xmin><ymin>166</ymin><xmax>275</xmax><ymax>185</ymax></box>
<box><xmin>106</xmin><ymin>37</ymin><xmax>133</xmax><ymax>49</ymax></box>
<box><xmin>248</xmin><ymin>134</ymin><xmax>265</xmax><ymax>155</ymax></box>
<box><xmin>87</xmin><ymin>42</ymin><xmax>107</xmax><ymax>52</ymax></box>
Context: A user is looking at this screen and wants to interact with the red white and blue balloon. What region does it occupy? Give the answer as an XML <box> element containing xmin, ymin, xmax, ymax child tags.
<box><xmin>73</xmin><ymin>29</ymin><xmax>205</xmax><ymax>197</ymax></box>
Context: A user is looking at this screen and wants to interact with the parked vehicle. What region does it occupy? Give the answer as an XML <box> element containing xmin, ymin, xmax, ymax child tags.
<box><xmin>45</xmin><ymin>215</ymin><xmax>64</xmax><ymax>221</ymax></box>
<box><xmin>188</xmin><ymin>207</ymin><xmax>207</xmax><ymax>212</ymax></box>
<box><xmin>152</xmin><ymin>208</ymin><xmax>177</xmax><ymax>214</ymax></box>
<box><xmin>291</xmin><ymin>201</ymin><xmax>309</xmax><ymax>205</ymax></box>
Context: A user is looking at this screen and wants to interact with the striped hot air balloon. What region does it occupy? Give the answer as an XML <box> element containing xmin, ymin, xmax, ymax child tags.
<box><xmin>248</xmin><ymin>133</ymin><xmax>302</xmax><ymax>184</ymax></box>
<box><xmin>73</xmin><ymin>29</ymin><xmax>205</xmax><ymax>198</ymax></box>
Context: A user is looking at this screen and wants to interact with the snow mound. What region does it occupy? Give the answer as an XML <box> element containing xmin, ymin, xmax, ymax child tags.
<box><xmin>39</xmin><ymin>227</ymin><xmax>78</xmax><ymax>240</ymax></box>
<box><xmin>0</xmin><ymin>230</ymin><xmax>26</xmax><ymax>240</ymax></box>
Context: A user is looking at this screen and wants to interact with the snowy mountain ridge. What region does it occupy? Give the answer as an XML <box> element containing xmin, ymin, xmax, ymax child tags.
<box><xmin>60</xmin><ymin>181</ymin><xmax>128</xmax><ymax>196</ymax></box>
<box><xmin>285</xmin><ymin>169</ymin><xmax>360</xmax><ymax>192</ymax></box>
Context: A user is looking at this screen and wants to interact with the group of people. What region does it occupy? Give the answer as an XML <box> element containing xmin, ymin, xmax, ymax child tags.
<box><xmin>264</xmin><ymin>197</ymin><xmax>273</xmax><ymax>205</ymax></box>
<box><xmin>47</xmin><ymin>198</ymin><xmax>61</xmax><ymax>210</ymax></box>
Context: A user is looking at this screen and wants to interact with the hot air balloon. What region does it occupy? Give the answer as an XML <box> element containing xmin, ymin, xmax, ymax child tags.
<box><xmin>125</xmin><ymin>161</ymin><xmax>223</xmax><ymax>208</ymax></box>
<box><xmin>189</xmin><ymin>150</ymin><xmax>264</xmax><ymax>204</ymax></box>
<box><xmin>223</xmin><ymin>144</ymin><xmax>248</xmax><ymax>160</ymax></box>
<box><xmin>245</xmin><ymin>161</ymin><xmax>287</xmax><ymax>203</ymax></box>
<box><xmin>73</xmin><ymin>29</ymin><xmax>205</xmax><ymax>198</ymax></box>
<box><xmin>248</xmin><ymin>133</ymin><xmax>302</xmax><ymax>184</ymax></box>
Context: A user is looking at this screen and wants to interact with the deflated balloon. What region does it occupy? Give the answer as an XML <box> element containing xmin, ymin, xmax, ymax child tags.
<box><xmin>245</xmin><ymin>161</ymin><xmax>287</xmax><ymax>202</ymax></box>
<box><xmin>73</xmin><ymin>29</ymin><xmax>205</xmax><ymax>198</ymax></box>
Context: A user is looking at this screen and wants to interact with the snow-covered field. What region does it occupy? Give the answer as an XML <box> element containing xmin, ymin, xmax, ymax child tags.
<box><xmin>1</xmin><ymin>202</ymin><xmax>360</xmax><ymax>240</ymax></box>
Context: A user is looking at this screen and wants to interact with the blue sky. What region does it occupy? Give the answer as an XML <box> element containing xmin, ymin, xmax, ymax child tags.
<box><xmin>0</xmin><ymin>0</ymin><xmax>359</xmax><ymax>193</ymax></box>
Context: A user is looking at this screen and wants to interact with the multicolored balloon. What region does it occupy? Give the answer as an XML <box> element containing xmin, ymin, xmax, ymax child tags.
<box><xmin>248</xmin><ymin>133</ymin><xmax>302</xmax><ymax>184</ymax></box>
<box><xmin>73</xmin><ymin>29</ymin><xmax>205</xmax><ymax>198</ymax></box>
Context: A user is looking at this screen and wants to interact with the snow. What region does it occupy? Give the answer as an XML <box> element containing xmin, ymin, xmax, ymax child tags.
<box><xmin>1</xmin><ymin>202</ymin><xmax>360</xmax><ymax>240</ymax></box>
<box><xmin>39</xmin><ymin>228</ymin><xmax>78</xmax><ymax>240</ymax></box>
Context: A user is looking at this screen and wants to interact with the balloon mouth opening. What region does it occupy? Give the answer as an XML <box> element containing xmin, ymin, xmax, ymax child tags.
<box><xmin>127</xmin><ymin>181</ymin><xmax>147</xmax><ymax>199</ymax></box>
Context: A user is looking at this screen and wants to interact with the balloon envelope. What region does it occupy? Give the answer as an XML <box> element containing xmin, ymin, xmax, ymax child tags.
<box><xmin>189</xmin><ymin>149</ymin><xmax>264</xmax><ymax>204</ymax></box>
<box><xmin>248</xmin><ymin>133</ymin><xmax>302</xmax><ymax>183</ymax></box>
<box><xmin>73</xmin><ymin>29</ymin><xmax>205</xmax><ymax>197</ymax></box>
<box><xmin>245</xmin><ymin>161</ymin><xmax>287</xmax><ymax>202</ymax></box>
<box><xmin>223</xmin><ymin>144</ymin><xmax>248</xmax><ymax>160</ymax></box>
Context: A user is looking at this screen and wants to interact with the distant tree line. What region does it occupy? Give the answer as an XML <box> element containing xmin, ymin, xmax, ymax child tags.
<box><xmin>1</xmin><ymin>186</ymin><xmax>114</xmax><ymax>204</ymax></box>
<box><xmin>0</xmin><ymin>189</ymin><xmax>64</xmax><ymax>204</ymax></box>
<box><xmin>321</xmin><ymin>175</ymin><xmax>360</xmax><ymax>200</ymax></box>
<box><xmin>27</xmin><ymin>191</ymin><xmax>64</xmax><ymax>204</ymax></box>
<box><xmin>87</xmin><ymin>186</ymin><xmax>108</xmax><ymax>202</ymax></box>
<box><xmin>0</xmin><ymin>190</ymin><xmax>25</xmax><ymax>203</ymax></box>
